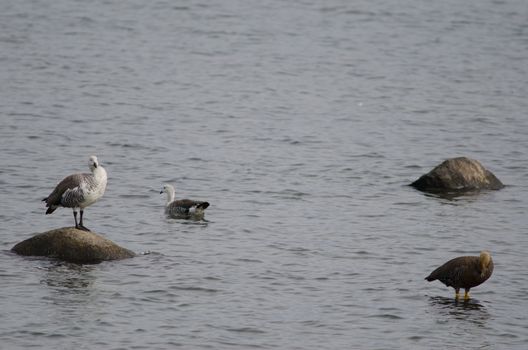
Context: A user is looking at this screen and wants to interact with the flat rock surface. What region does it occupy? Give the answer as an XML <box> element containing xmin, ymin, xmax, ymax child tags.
<box><xmin>12</xmin><ymin>227</ymin><xmax>135</xmax><ymax>264</ymax></box>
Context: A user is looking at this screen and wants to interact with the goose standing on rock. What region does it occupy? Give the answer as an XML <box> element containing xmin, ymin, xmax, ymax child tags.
<box><xmin>160</xmin><ymin>184</ymin><xmax>209</xmax><ymax>220</ymax></box>
<box><xmin>425</xmin><ymin>251</ymin><xmax>494</xmax><ymax>300</ymax></box>
<box><xmin>42</xmin><ymin>155</ymin><xmax>107</xmax><ymax>231</ymax></box>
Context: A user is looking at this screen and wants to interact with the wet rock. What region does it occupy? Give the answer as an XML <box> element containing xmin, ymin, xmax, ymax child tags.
<box><xmin>12</xmin><ymin>227</ymin><xmax>135</xmax><ymax>264</ymax></box>
<box><xmin>410</xmin><ymin>157</ymin><xmax>504</xmax><ymax>192</ymax></box>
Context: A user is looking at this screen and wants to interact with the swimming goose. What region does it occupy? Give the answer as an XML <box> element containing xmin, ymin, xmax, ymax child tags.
<box><xmin>425</xmin><ymin>251</ymin><xmax>494</xmax><ymax>300</ymax></box>
<box><xmin>160</xmin><ymin>184</ymin><xmax>209</xmax><ymax>219</ymax></box>
<box><xmin>42</xmin><ymin>155</ymin><xmax>107</xmax><ymax>231</ymax></box>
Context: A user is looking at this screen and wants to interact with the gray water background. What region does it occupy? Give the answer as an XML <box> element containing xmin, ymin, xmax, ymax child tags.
<box><xmin>1</xmin><ymin>0</ymin><xmax>528</xmax><ymax>349</ymax></box>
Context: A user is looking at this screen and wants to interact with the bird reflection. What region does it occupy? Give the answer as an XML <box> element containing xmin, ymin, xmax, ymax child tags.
<box><xmin>429</xmin><ymin>295</ymin><xmax>484</xmax><ymax>309</ymax></box>
<box><xmin>180</xmin><ymin>218</ymin><xmax>210</xmax><ymax>225</ymax></box>
<box><xmin>166</xmin><ymin>217</ymin><xmax>210</xmax><ymax>226</ymax></box>
<box><xmin>428</xmin><ymin>295</ymin><xmax>490</xmax><ymax>326</ymax></box>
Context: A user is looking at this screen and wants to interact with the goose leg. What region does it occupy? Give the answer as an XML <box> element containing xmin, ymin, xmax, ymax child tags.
<box><xmin>73</xmin><ymin>210</ymin><xmax>79</xmax><ymax>229</ymax></box>
<box><xmin>77</xmin><ymin>210</ymin><xmax>90</xmax><ymax>231</ymax></box>
<box><xmin>454</xmin><ymin>288</ymin><xmax>460</xmax><ymax>299</ymax></box>
<box><xmin>464</xmin><ymin>289</ymin><xmax>470</xmax><ymax>300</ymax></box>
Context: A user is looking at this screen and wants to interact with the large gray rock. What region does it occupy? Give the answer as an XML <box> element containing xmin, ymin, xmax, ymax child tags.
<box><xmin>12</xmin><ymin>227</ymin><xmax>135</xmax><ymax>264</ymax></box>
<box><xmin>410</xmin><ymin>157</ymin><xmax>504</xmax><ymax>192</ymax></box>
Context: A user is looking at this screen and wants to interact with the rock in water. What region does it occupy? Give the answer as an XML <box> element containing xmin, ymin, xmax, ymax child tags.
<box><xmin>12</xmin><ymin>227</ymin><xmax>135</xmax><ymax>264</ymax></box>
<box><xmin>410</xmin><ymin>157</ymin><xmax>504</xmax><ymax>192</ymax></box>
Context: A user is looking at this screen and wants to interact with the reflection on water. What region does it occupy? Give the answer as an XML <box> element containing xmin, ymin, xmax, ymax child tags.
<box><xmin>40</xmin><ymin>262</ymin><xmax>96</xmax><ymax>293</ymax></box>
<box><xmin>419</xmin><ymin>189</ymin><xmax>489</xmax><ymax>202</ymax></box>
<box><xmin>165</xmin><ymin>217</ymin><xmax>210</xmax><ymax>226</ymax></box>
<box><xmin>429</xmin><ymin>295</ymin><xmax>485</xmax><ymax>310</ymax></box>
<box><xmin>428</xmin><ymin>296</ymin><xmax>490</xmax><ymax>326</ymax></box>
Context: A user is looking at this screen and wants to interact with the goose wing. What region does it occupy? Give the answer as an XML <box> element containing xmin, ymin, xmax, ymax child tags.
<box><xmin>43</xmin><ymin>173</ymin><xmax>87</xmax><ymax>212</ymax></box>
<box><xmin>425</xmin><ymin>256</ymin><xmax>478</xmax><ymax>287</ymax></box>
<box><xmin>167</xmin><ymin>199</ymin><xmax>209</xmax><ymax>216</ymax></box>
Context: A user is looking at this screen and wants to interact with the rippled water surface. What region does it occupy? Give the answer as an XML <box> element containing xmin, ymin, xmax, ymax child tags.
<box><xmin>1</xmin><ymin>0</ymin><xmax>528</xmax><ymax>349</ymax></box>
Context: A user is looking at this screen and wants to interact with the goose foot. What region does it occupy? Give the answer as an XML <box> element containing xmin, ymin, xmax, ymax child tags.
<box><xmin>76</xmin><ymin>224</ymin><xmax>90</xmax><ymax>232</ymax></box>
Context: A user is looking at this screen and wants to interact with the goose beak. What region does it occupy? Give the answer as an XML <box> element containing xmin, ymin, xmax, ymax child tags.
<box><xmin>160</xmin><ymin>190</ymin><xmax>163</xmax><ymax>194</ymax></box>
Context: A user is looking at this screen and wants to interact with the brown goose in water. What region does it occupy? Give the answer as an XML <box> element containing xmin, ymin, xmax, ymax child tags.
<box><xmin>425</xmin><ymin>251</ymin><xmax>494</xmax><ymax>300</ymax></box>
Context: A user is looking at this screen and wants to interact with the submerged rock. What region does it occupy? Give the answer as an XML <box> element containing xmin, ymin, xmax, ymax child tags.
<box><xmin>410</xmin><ymin>157</ymin><xmax>504</xmax><ymax>192</ymax></box>
<box><xmin>12</xmin><ymin>227</ymin><xmax>135</xmax><ymax>264</ymax></box>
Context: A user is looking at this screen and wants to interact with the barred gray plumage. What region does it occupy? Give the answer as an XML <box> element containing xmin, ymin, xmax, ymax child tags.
<box><xmin>42</xmin><ymin>156</ymin><xmax>107</xmax><ymax>231</ymax></box>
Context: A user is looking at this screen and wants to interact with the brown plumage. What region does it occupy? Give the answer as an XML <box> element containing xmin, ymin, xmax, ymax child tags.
<box><xmin>425</xmin><ymin>251</ymin><xmax>494</xmax><ymax>299</ymax></box>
